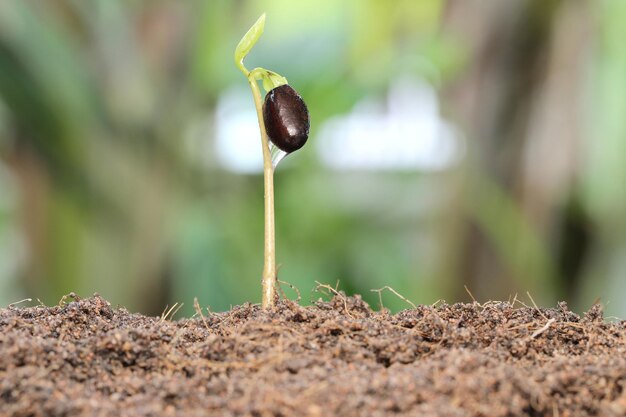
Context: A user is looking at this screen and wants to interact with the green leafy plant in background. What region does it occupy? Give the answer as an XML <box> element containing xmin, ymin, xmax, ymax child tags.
<box><xmin>235</xmin><ymin>14</ymin><xmax>310</xmax><ymax>308</ymax></box>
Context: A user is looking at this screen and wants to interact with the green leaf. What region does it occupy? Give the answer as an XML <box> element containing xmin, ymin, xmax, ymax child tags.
<box><xmin>265</xmin><ymin>71</ymin><xmax>288</xmax><ymax>91</ymax></box>
<box><xmin>262</xmin><ymin>75</ymin><xmax>274</xmax><ymax>92</ymax></box>
<box><xmin>250</xmin><ymin>68</ymin><xmax>288</xmax><ymax>92</ymax></box>
<box><xmin>234</xmin><ymin>13</ymin><xmax>266</xmax><ymax>74</ymax></box>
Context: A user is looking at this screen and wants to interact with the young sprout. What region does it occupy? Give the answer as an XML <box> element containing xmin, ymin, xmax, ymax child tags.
<box><xmin>234</xmin><ymin>14</ymin><xmax>310</xmax><ymax>309</ymax></box>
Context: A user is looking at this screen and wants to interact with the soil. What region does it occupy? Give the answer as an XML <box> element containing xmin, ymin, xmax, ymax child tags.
<box><xmin>1</xmin><ymin>293</ymin><xmax>625</xmax><ymax>417</ymax></box>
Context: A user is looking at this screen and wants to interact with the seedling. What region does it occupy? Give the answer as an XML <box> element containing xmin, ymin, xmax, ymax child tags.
<box><xmin>234</xmin><ymin>14</ymin><xmax>310</xmax><ymax>309</ymax></box>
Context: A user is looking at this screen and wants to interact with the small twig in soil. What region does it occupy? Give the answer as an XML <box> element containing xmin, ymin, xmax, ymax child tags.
<box><xmin>276</xmin><ymin>280</ymin><xmax>288</xmax><ymax>301</ymax></box>
<box><xmin>372</xmin><ymin>288</ymin><xmax>384</xmax><ymax>310</ymax></box>
<box><xmin>431</xmin><ymin>299</ymin><xmax>443</xmax><ymax>307</ymax></box>
<box><xmin>314</xmin><ymin>281</ymin><xmax>354</xmax><ymax>318</ymax></box>
<box><xmin>512</xmin><ymin>297</ymin><xmax>531</xmax><ymax>309</ymax></box>
<box><xmin>526</xmin><ymin>291</ymin><xmax>548</xmax><ymax>320</ymax></box>
<box><xmin>531</xmin><ymin>318</ymin><xmax>556</xmax><ymax>339</ymax></box>
<box><xmin>7</xmin><ymin>298</ymin><xmax>32</xmax><ymax>308</ymax></box>
<box><xmin>464</xmin><ymin>285</ymin><xmax>479</xmax><ymax>305</ymax></box>
<box><xmin>170</xmin><ymin>303</ymin><xmax>184</xmax><ymax>320</ymax></box>
<box><xmin>277</xmin><ymin>280</ymin><xmax>302</xmax><ymax>303</ymax></box>
<box><xmin>479</xmin><ymin>300</ymin><xmax>500</xmax><ymax>313</ymax></box>
<box><xmin>160</xmin><ymin>304</ymin><xmax>171</xmax><ymax>321</ymax></box>
<box><xmin>370</xmin><ymin>286</ymin><xmax>416</xmax><ymax>310</ymax></box>
<box><xmin>160</xmin><ymin>302</ymin><xmax>183</xmax><ymax>322</ymax></box>
<box><xmin>58</xmin><ymin>292</ymin><xmax>81</xmax><ymax>306</ymax></box>
<box><xmin>193</xmin><ymin>298</ymin><xmax>210</xmax><ymax>332</ymax></box>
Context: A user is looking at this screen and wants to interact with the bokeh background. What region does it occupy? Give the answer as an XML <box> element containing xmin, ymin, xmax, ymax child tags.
<box><xmin>0</xmin><ymin>0</ymin><xmax>624</xmax><ymax>318</ymax></box>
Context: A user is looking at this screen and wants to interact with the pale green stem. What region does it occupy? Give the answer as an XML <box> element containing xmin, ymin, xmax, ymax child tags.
<box><xmin>246</xmin><ymin>73</ymin><xmax>276</xmax><ymax>309</ymax></box>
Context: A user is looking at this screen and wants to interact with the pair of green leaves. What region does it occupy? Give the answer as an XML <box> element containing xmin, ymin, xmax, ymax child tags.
<box><xmin>234</xmin><ymin>13</ymin><xmax>288</xmax><ymax>92</ymax></box>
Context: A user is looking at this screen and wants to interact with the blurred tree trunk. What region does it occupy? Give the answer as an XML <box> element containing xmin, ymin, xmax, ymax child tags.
<box><xmin>440</xmin><ymin>0</ymin><xmax>592</xmax><ymax>303</ymax></box>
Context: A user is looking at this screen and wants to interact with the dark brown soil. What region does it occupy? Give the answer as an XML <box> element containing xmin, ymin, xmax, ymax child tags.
<box><xmin>1</xmin><ymin>294</ymin><xmax>625</xmax><ymax>417</ymax></box>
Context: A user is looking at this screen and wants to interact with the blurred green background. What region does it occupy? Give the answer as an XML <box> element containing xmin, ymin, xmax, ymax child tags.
<box><xmin>0</xmin><ymin>0</ymin><xmax>624</xmax><ymax>318</ymax></box>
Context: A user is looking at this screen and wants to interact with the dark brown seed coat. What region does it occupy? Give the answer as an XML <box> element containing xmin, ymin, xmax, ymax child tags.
<box><xmin>263</xmin><ymin>84</ymin><xmax>310</xmax><ymax>153</ymax></box>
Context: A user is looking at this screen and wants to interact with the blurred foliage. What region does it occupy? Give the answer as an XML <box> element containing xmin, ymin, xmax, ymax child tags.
<box><xmin>0</xmin><ymin>0</ymin><xmax>624</xmax><ymax>318</ymax></box>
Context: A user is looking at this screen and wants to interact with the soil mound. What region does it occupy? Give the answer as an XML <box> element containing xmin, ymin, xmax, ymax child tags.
<box><xmin>1</xmin><ymin>294</ymin><xmax>625</xmax><ymax>416</ymax></box>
